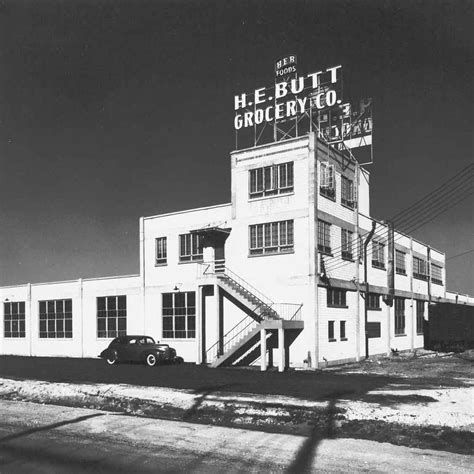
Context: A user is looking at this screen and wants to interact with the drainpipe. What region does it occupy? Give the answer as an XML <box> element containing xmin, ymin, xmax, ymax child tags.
<box><xmin>386</xmin><ymin>221</ymin><xmax>395</xmax><ymax>307</ymax></box>
<box><xmin>364</xmin><ymin>221</ymin><xmax>376</xmax><ymax>359</ymax></box>
<box><xmin>354</xmin><ymin>162</ymin><xmax>361</xmax><ymax>361</ymax></box>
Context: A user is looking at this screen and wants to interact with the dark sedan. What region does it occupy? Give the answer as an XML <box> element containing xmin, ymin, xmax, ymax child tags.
<box><xmin>99</xmin><ymin>335</ymin><xmax>183</xmax><ymax>367</ymax></box>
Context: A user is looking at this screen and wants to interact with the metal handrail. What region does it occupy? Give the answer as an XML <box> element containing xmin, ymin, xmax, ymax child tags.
<box><xmin>206</xmin><ymin>314</ymin><xmax>258</xmax><ymax>361</ymax></box>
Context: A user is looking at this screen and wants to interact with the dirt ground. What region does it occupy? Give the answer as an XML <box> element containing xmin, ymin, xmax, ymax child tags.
<box><xmin>0</xmin><ymin>351</ymin><xmax>472</xmax><ymax>455</ymax></box>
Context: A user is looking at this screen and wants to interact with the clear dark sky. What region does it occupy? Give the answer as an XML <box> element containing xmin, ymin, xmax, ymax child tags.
<box><xmin>0</xmin><ymin>0</ymin><xmax>472</xmax><ymax>293</ymax></box>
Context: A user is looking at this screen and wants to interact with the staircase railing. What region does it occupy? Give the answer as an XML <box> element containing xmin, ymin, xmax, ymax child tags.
<box><xmin>206</xmin><ymin>314</ymin><xmax>258</xmax><ymax>362</ymax></box>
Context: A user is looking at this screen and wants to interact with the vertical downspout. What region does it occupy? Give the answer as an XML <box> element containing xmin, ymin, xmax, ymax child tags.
<box><xmin>27</xmin><ymin>283</ymin><xmax>32</xmax><ymax>356</ymax></box>
<box><xmin>354</xmin><ymin>162</ymin><xmax>361</xmax><ymax>361</ymax></box>
<box><xmin>427</xmin><ymin>247</ymin><xmax>432</xmax><ymax>305</ymax></box>
<box><xmin>139</xmin><ymin>217</ymin><xmax>146</xmax><ymax>335</ymax></box>
<box><xmin>364</xmin><ymin>221</ymin><xmax>376</xmax><ymax>359</ymax></box>
<box><xmin>387</xmin><ymin>221</ymin><xmax>395</xmax><ymax>306</ymax></box>
<box><xmin>79</xmin><ymin>278</ymin><xmax>84</xmax><ymax>358</ymax></box>
<box><xmin>408</xmin><ymin>237</ymin><xmax>414</xmax><ymax>353</ymax></box>
<box><xmin>308</xmin><ymin>132</ymin><xmax>319</xmax><ymax>368</ymax></box>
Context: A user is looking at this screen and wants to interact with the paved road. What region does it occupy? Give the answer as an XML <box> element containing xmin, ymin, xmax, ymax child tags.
<box><xmin>0</xmin><ymin>400</ymin><xmax>472</xmax><ymax>473</ymax></box>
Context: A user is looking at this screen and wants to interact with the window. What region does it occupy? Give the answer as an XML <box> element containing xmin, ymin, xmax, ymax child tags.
<box><xmin>328</xmin><ymin>321</ymin><xmax>335</xmax><ymax>341</ymax></box>
<box><xmin>318</xmin><ymin>220</ymin><xmax>331</xmax><ymax>254</ymax></box>
<box><xmin>413</xmin><ymin>257</ymin><xmax>428</xmax><ymax>281</ymax></box>
<box><xmin>341</xmin><ymin>176</ymin><xmax>354</xmax><ymax>208</ymax></box>
<box><xmin>320</xmin><ymin>162</ymin><xmax>335</xmax><ymax>200</ymax></box>
<box><xmin>416</xmin><ymin>300</ymin><xmax>424</xmax><ymax>335</ymax></box>
<box><xmin>179</xmin><ymin>233</ymin><xmax>204</xmax><ymax>262</ymax></box>
<box><xmin>327</xmin><ymin>289</ymin><xmax>347</xmax><ymax>307</ymax></box>
<box><xmin>367</xmin><ymin>293</ymin><xmax>381</xmax><ymax>310</ymax></box>
<box><xmin>97</xmin><ymin>296</ymin><xmax>126</xmax><ymax>338</ymax></box>
<box><xmin>394</xmin><ymin>297</ymin><xmax>405</xmax><ymax>336</ymax></box>
<box><xmin>340</xmin><ymin>321</ymin><xmax>347</xmax><ymax>340</ymax></box>
<box><xmin>39</xmin><ymin>299</ymin><xmax>72</xmax><ymax>339</ymax></box>
<box><xmin>372</xmin><ymin>240</ymin><xmax>385</xmax><ymax>269</ymax></box>
<box><xmin>249</xmin><ymin>162</ymin><xmax>293</xmax><ymax>198</ymax></box>
<box><xmin>431</xmin><ymin>264</ymin><xmax>443</xmax><ymax>285</ymax></box>
<box><xmin>341</xmin><ymin>229</ymin><xmax>353</xmax><ymax>260</ymax></box>
<box><xmin>162</xmin><ymin>292</ymin><xmax>196</xmax><ymax>339</ymax></box>
<box><xmin>395</xmin><ymin>250</ymin><xmax>406</xmax><ymax>275</ymax></box>
<box><xmin>4</xmin><ymin>301</ymin><xmax>25</xmax><ymax>338</ymax></box>
<box><xmin>156</xmin><ymin>237</ymin><xmax>167</xmax><ymax>265</ymax></box>
<box><xmin>249</xmin><ymin>220</ymin><xmax>294</xmax><ymax>255</ymax></box>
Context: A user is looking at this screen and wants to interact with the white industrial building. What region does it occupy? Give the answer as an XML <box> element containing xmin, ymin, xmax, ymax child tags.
<box><xmin>1</xmin><ymin>133</ymin><xmax>471</xmax><ymax>369</ymax></box>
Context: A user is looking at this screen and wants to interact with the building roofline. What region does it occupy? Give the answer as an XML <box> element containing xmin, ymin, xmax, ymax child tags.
<box><xmin>0</xmin><ymin>274</ymin><xmax>140</xmax><ymax>290</ymax></box>
<box><xmin>231</xmin><ymin>135</ymin><xmax>309</xmax><ymax>156</ymax></box>
<box><xmin>143</xmin><ymin>202</ymin><xmax>231</xmax><ymax>221</ymax></box>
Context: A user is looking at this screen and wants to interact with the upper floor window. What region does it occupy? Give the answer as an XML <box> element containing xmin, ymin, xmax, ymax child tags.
<box><xmin>327</xmin><ymin>288</ymin><xmax>347</xmax><ymax>307</ymax></box>
<box><xmin>97</xmin><ymin>295</ymin><xmax>126</xmax><ymax>339</ymax></box>
<box><xmin>39</xmin><ymin>299</ymin><xmax>72</xmax><ymax>339</ymax></box>
<box><xmin>179</xmin><ymin>233</ymin><xmax>203</xmax><ymax>262</ymax></box>
<box><xmin>395</xmin><ymin>250</ymin><xmax>406</xmax><ymax>275</ymax></box>
<box><xmin>320</xmin><ymin>162</ymin><xmax>335</xmax><ymax>200</ymax></box>
<box><xmin>367</xmin><ymin>293</ymin><xmax>381</xmax><ymax>310</ymax></box>
<box><xmin>341</xmin><ymin>176</ymin><xmax>355</xmax><ymax>208</ymax></box>
<box><xmin>341</xmin><ymin>229</ymin><xmax>353</xmax><ymax>260</ymax></box>
<box><xmin>249</xmin><ymin>162</ymin><xmax>293</xmax><ymax>198</ymax></box>
<box><xmin>413</xmin><ymin>256</ymin><xmax>428</xmax><ymax>281</ymax></box>
<box><xmin>156</xmin><ymin>237</ymin><xmax>167</xmax><ymax>265</ymax></box>
<box><xmin>318</xmin><ymin>220</ymin><xmax>331</xmax><ymax>254</ymax></box>
<box><xmin>162</xmin><ymin>292</ymin><xmax>196</xmax><ymax>339</ymax></box>
<box><xmin>249</xmin><ymin>220</ymin><xmax>294</xmax><ymax>255</ymax></box>
<box><xmin>431</xmin><ymin>263</ymin><xmax>443</xmax><ymax>285</ymax></box>
<box><xmin>372</xmin><ymin>240</ymin><xmax>385</xmax><ymax>269</ymax></box>
<box><xmin>4</xmin><ymin>301</ymin><xmax>25</xmax><ymax>338</ymax></box>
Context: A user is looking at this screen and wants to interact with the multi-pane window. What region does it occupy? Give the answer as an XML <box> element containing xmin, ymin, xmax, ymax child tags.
<box><xmin>341</xmin><ymin>229</ymin><xmax>353</xmax><ymax>260</ymax></box>
<box><xmin>327</xmin><ymin>289</ymin><xmax>347</xmax><ymax>307</ymax></box>
<box><xmin>395</xmin><ymin>250</ymin><xmax>406</xmax><ymax>275</ymax></box>
<box><xmin>341</xmin><ymin>176</ymin><xmax>354</xmax><ymax>208</ymax></box>
<box><xmin>320</xmin><ymin>162</ymin><xmax>335</xmax><ymax>199</ymax></box>
<box><xmin>328</xmin><ymin>320</ymin><xmax>335</xmax><ymax>341</ymax></box>
<box><xmin>413</xmin><ymin>257</ymin><xmax>428</xmax><ymax>281</ymax></box>
<box><xmin>318</xmin><ymin>220</ymin><xmax>331</xmax><ymax>254</ymax></box>
<box><xmin>162</xmin><ymin>292</ymin><xmax>196</xmax><ymax>339</ymax></box>
<box><xmin>416</xmin><ymin>300</ymin><xmax>424</xmax><ymax>335</ymax></box>
<box><xmin>179</xmin><ymin>233</ymin><xmax>204</xmax><ymax>262</ymax></box>
<box><xmin>394</xmin><ymin>297</ymin><xmax>405</xmax><ymax>335</ymax></box>
<box><xmin>4</xmin><ymin>302</ymin><xmax>25</xmax><ymax>338</ymax></box>
<box><xmin>340</xmin><ymin>321</ymin><xmax>347</xmax><ymax>340</ymax></box>
<box><xmin>249</xmin><ymin>220</ymin><xmax>294</xmax><ymax>255</ymax></box>
<box><xmin>249</xmin><ymin>162</ymin><xmax>293</xmax><ymax>198</ymax></box>
<box><xmin>39</xmin><ymin>299</ymin><xmax>72</xmax><ymax>339</ymax></box>
<box><xmin>372</xmin><ymin>240</ymin><xmax>385</xmax><ymax>269</ymax></box>
<box><xmin>367</xmin><ymin>293</ymin><xmax>381</xmax><ymax>310</ymax></box>
<box><xmin>431</xmin><ymin>264</ymin><xmax>443</xmax><ymax>285</ymax></box>
<box><xmin>97</xmin><ymin>296</ymin><xmax>126</xmax><ymax>338</ymax></box>
<box><xmin>156</xmin><ymin>237</ymin><xmax>167</xmax><ymax>265</ymax></box>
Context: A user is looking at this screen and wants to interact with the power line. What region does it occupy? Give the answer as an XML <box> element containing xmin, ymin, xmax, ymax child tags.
<box><xmin>322</xmin><ymin>181</ymin><xmax>473</xmax><ymax>270</ymax></box>
<box><xmin>446</xmin><ymin>249</ymin><xmax>474</xmax><ymax>260</ymax></box>
<box><xmin>323</xmin><ymin>185</ymin><xmax>473</xmax><ymax>274</ymax></box>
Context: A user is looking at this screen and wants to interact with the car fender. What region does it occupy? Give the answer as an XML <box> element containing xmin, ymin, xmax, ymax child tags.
<box><xmin>100</xmin><ymin>348</ymin><xmax>117</xmax><ymax>360</ymax></box>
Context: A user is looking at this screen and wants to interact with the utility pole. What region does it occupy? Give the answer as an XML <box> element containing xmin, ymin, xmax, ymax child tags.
<box><xmin>364</xmin><ymin>220</ymin><xmax>376</xmax><ymax>359</ymax></box>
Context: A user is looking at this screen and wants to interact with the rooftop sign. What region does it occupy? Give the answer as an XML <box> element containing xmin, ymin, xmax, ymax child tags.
<box><xmin>234</xmin><ymin>65</ymin><xmax>342</xmax><ymax>130</ymax></box>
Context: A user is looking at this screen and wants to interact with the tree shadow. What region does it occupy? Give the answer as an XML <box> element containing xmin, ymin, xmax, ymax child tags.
<box><xmin>182</xmin><ymin>384</ymin><xmax>236</xmax><ymax>421</ymax></box>
<box><xmin>286</xmin><ymin>397</ymin><xmax>338</xmax><ymax>474</ymax></box>
<box><xmin>0</xmin><ymin>413</ymin><xmax>104</xmax><ymax>443</ymax></box>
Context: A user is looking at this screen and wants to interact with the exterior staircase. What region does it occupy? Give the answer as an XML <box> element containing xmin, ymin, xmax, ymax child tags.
<box><xmin>201</xmin><ymin>262</ymin><xmax>304</xmax><ymax>367</ymax></box>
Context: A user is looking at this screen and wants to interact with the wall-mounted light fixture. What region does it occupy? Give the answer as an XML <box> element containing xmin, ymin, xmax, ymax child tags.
<box><xmin>173</xmin><ymin>283</ymin><xmax>182</xmax><ymax>292</ymax></box>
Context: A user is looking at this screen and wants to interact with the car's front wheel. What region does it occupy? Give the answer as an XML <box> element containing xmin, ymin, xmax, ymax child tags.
<box><xmin>145</xmin><ymin>353</ymin><xmax>158</xmax><ymax>367</ymax></box>
<box><xmin>106</xmin><ymin>352</ymin><xmax>118</xmax><ymax>365</ymax></box>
